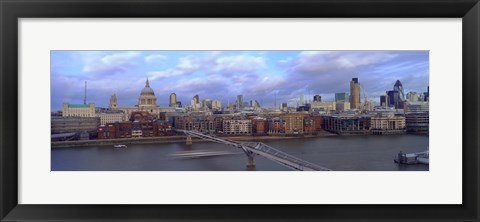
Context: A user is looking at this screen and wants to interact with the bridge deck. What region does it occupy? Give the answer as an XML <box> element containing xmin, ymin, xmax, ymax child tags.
<box><xmin>179</xmin><ymin>130</ymin><xmax>331</xmax><ymax>171</ymax></box>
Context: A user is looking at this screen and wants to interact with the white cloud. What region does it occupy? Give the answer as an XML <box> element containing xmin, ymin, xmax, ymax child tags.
<box><xmin>144</xmin><ymin>54</ymin><xmax>168</xmax><ymax>64</ymax></box>
<box><xmin>291</xmin><ymin>51</ymin><xmax>398</xmax><ymax>74</ymax></box>
<box><xmin>82</xmin><ymin>51</ymin><xmax>141</xmax><ymax>74</ymax></box>
<box><xmin>213</xmin><ymin>55</ymin><xmax>266</xmax><ymax>74</ymax></box>
<box><xmin>148</xmin><ymin>69</ymin><xmax>186</xmax><ymax>80</ymax></box>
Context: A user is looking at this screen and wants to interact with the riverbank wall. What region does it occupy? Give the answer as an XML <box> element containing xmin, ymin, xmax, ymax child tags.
<box><xmin>51</xmin><ymin>131</ymin><xmax>338</xmax><ymax>148</ymax></box>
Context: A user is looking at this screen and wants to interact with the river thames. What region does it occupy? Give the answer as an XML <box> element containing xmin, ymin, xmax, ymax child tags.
<box><xmin>51</xmin><ymin>134</ymin><xmax>428</xmax><ymax>171</ymax></box>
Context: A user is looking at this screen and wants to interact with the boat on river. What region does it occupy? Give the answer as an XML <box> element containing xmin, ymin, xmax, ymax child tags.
<box><xmin>113</xmin><ymin>144</ymin><xmax>127</xmax><ymax>148</ymax></box>
<box><xmin>394</xmin><ymin>150</ymin><xmax>429</xmax><ymax>165</ymax></box>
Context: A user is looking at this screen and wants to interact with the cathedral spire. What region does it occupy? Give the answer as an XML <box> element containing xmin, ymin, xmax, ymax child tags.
<box><xmin>146</xmin><ymin>77</ymin><xmax>150</xmax><ymax>87</ymax></box>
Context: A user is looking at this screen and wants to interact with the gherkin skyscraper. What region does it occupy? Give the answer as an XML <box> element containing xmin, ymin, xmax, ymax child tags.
<box><xmin>394</xmin><ymin>80</ymin><xmax>405</xmax><ymax>101</ymax></box>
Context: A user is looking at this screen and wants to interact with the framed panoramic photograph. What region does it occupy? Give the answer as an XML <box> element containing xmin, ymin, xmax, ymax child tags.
<box><xmin>1</xmin><ymin>0</ymin><xmax>479</xmax><ymax>221</ymax></box>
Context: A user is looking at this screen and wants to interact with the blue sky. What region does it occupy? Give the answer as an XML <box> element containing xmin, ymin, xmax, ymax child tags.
<box><xmin>51</xmin><ymin>50</ymin><xmax>429</xmax><ymax>111</ymax></box>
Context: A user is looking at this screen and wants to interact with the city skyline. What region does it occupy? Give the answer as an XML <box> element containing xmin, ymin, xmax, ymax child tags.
<box><xmin>51</xmin><ymin>50</ymin><xmax>429</xmax><ymax>111</ymax></box>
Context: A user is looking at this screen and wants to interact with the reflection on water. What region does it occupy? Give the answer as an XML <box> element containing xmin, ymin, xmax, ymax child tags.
<box><xmin>51</xmin><ymin>134</ymin><xmax>429</xmax><ymax>171</ymax></box>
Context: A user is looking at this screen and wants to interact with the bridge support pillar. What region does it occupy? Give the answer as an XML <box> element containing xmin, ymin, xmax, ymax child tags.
<box><xmin>186</xmin><ymin>135</ymin><xmax>192</xmax><ymax>145</ymax></box>
<box><xmin>246</xmin><ymin>156</ymin><xmax>256</xmax><ymax>171</ymax></box>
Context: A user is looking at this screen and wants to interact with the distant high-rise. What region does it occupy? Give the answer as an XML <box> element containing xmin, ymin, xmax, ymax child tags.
<box><xmin>250</xmin><ymin>100</ymin><xmax>260</xmax><ymax>108</ymax></box>
<box><xmin>313</xmin><ymin>95</ymin><xmax>321</xmax><ymax>102</ymax></box>
<box><xmin>236</xmin><ymin>95</ymin><xmax>244</xmax><ymax>109</ymax></box>
<box><xmin>299</xmin><ymin>94</ymin><xmax>305</xmax><ymax>106</ymax></box>
<box><xmin>423</xmin><ymin>86</ymin><xmax>429</xmax><ymax>102</ymax></box>
<box><xmin>191</xmin><ymin>94</ymin><xmax>201</xmax><ymax>110</ymax></box>
<box><xmin>394</xmin><ymin>80</ymin><xmax>405</xmax><ymax>100</ymax></box>
<box><xmin>335</xmin><ymin>93</ymin><xmax>348</xmax><ymax>102</ymax></box>
<box><xmin>281</xmin><ymin>102</ymin><xmax>288</xmax><ymax>112</ymax></box>
<box><xmin>349</xmin><ymin>78</ymin><xmax>361</xmax><ymax>109</ymax></box>
<box><xmin>387</xmin><ymin>90</ymin><xmax>403</xmax><ymax>109</ymax></box>
<box><xmin>406</xmin><ymin>92</ymin><xmax>418</xmax><ymax>102</ymax></box>
<box><xmin>193</xmin><ymin>94</ymin><xmax>200</xmax><ymax>104</ymax></box>
<box><xmin>380</xmin><ymin>93</ymin><xmax>389</xmax><ymax>108</ymax></box>
<box><xmin>169</xmin><ymin>93</ymin><xmax>177</xmax><ymax>107</ymax></box>
<box><xmin>109</xmin><ymin>94</ymin><xmax>118</xmax><ymax>110</ymax></box>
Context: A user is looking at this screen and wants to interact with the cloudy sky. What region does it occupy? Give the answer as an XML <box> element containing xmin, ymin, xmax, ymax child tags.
<box><xmin>51</xmin><ymin>50</ymin><xmax>429</xmax><ymax>111</ymax></box>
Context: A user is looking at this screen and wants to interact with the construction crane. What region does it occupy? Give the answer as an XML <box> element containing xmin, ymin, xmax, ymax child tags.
<box><xmin>360</xmin><ymin>84</ymin><xmax>370</xmax><ymax>112</ymax></box>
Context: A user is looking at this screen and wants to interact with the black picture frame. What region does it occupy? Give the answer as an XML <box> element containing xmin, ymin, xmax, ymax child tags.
<box><xmin>1</xmin><ymin>0</ymin><xmax>479</xmax><ymax>221</ymax></box>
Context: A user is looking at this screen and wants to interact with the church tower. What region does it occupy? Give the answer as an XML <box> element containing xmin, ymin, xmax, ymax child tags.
<box><xmin>109</xmin><ymin>94</ymin><xmax>118</xmax><ymax>110</ymax></box>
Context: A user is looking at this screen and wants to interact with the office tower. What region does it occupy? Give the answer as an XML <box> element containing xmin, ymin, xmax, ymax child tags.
<box><xmin>236</xmin><ymin>94</ymin><xmax>244</xmax><ymax>109</ymax></box>
<box><xmin>169</xmin><ymin>93</ymin><xmax>177</xmax><ymax>107</ymax></box>
<box><xmin>406</xmin><ymin>92</ymin><xmax>419</xmax><ymax>102</ymax></box>
<box><xmin>423</xmin><ymin>86</ymin><xmax>429</xmax><ymax>102</ymax></box>
<box><xmin>313</xmin><ymin>95</ymin><xmax>322</xmax><ymax>102</ymax></box>
<box><xmin>281</xmin><ymin>102</ymin><xmax>288</xmax><ymax>112</ymax></box>
<box><xmin>250</xmin><ymin>100</ymin><xmax>260</xmax><ymax>107</ymax></box>
<box><xmin>299</xmin><ymin>94</ymin><xmax>305</xmax><ymax>106</ymax></box>
<box><xmin>380</xmin><ymin>94</ymin><xmax>389</xmax><ymax>108</ymax></box>
<box><xmin>350</xmin><ymin>78</ymin><xmax>361</xmax><ymax>109</ymax></box>
<box><xmin>387</xmin><ymin>90</ymin><xmax>403</xmax><ymax>109</ymax></box>
<box><xmin>193</xmin><ymin>94</ymin><xmax>200</xmax><ymax>104</ymax></box>
<box><xmin>335</xmin><ymin>92</ymin><xmax>348</xmax><ymax>102</ymax></box>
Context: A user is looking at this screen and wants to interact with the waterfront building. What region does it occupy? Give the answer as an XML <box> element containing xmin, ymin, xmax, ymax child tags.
<box><xmin>62</xmin><ymin>102</ymin><xmax>95</xmax><ymax>117</ymax></box>
<box><xmin>223</xmin><ymin>119</ymin><xmax>253</xmax><ymax>135</ymax></box>
<box><xmin>98</xmin><ymin>123</ymin><xmax>118</xmax><ymax>139</ymax></box>
<box><xmin>405</xmin><ymin>112</ymin><xmax>429</xmax><ymax>134</ymax></box>
<box><xmin>303</xmin><ymin>114</ymin><xmax>319</xmax><ymax>134</ymax></box>
<box><xmin>350</xmin><ymin>78</ymin><xmax>361</xmax><ymax>109</ymax></box>
<box><xmin>370</xmin><ymin>112</ymin><xmax>406</xmax><ymax>135</ymax></box>
<box><xmin>130</xmin><ymin>111</ymin><xmax>156</xmax><ymax>137</ymax></box>
<box><xmin>169</xmin><ymin>93</ymin><xmax>177</xmax><ymax>107</ymax></box>
<box><xmin>96</xmin><ymin>110</ymin><xmax>125</xmax><ymax>125</ymax></box>
<box><xmin>405</xmin><ymin>101</ymin><xmax>429</xmax><ymax>113</ymax></box>
<box><xmin>174</xmin><ymin>115</ymin><xmax>215</xmax><ymax>133</ymax></box>
<box><xmin>322</xmin><ymin>115</ymin><xmax>370</xmax><ymax>135</ymax></box>
<box><xmin>313</xmin><ymin>95</ymin><xmax>322</xmax><ymax>102</ymax></box>
<box><xmin>51</xmin><ymin>116</ymin><xmax>100</xmax><ymax>135</ymax></box>
<box><xmin>98</xmin><ymin>117</ymin><xmax>173</xmax><ymax>139</ymax></box>
<box><xmin>252</xmin><ymin>117</ymin><xmax>268</xmax><ymax>135</ymax></box>
<box><xmin>98</xmin><ymin>121</ymin><xmax>132</xmax><ymax>139</ymax></box>
<box><xmin>285</xmin><ymin>113</ymin><xmax>304</xmax><ymax>135</ymax></box>
<box><xmin>312</xmin><ymin>115</ymin><xmax>323</xmax><ymax>131</ymax></box>
<box><xmin>311</xmin><ymin>101</ymin><xmax>336</xmax><ymax>112</ymax></box>
<box><xmin>268</xmin><ymin>116</ymin><xmax>285</xmax><ymax>134</ymax></box>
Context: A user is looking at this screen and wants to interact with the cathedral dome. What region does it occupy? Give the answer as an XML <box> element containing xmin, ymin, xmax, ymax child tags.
<box><xmin>138</xmin><ymin>78</ymin><xmax>157</xmax><ymax>108</ymax></box>
<box><xmin>140</xmin><ymin>78</ymin><xmax>155</xmax><ymax>95</ymax></box>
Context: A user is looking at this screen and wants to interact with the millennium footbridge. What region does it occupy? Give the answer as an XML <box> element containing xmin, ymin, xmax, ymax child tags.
<box><xmin>177</xmin><ymin>130</ymin><xmax>331</xmax><ymax>171</ymax></box>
